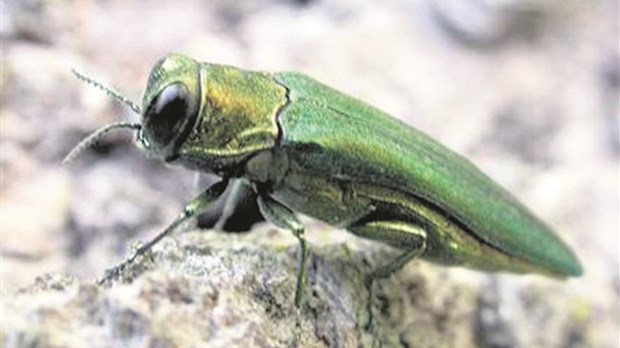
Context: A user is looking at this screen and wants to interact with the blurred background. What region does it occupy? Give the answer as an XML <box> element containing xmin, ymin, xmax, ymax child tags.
<box><xmin>1</xmin><ymin>0</ymin><xmax>618</xmax><ymax>346</ymax></box>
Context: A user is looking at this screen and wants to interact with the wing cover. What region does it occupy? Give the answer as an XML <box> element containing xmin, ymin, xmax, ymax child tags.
<box><xmin>274</xmin><ymin>72</ymin><xmax>582</xmax><ymax>277</ymax></box>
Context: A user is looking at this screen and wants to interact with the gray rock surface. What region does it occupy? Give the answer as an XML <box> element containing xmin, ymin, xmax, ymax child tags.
<box><xmin>1</xmin><ymin>229</ymin><xmax>592</xmax><ymax>347</ymax></box>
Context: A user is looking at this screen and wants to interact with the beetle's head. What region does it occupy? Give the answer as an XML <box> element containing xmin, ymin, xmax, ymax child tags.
<box><xmin>138</xmin><ymin>54</ymin><xmax>201</xmax><ymax>161</ymax></box>
<box><xmin>65</xmin><ymin>54</ymin><xmax>283</xmax><ymax>177</ymax></box>
<box><xmin>64</xmin><ymin>54</ymin><xmax>201</xmax><ymax>164</ymax></box>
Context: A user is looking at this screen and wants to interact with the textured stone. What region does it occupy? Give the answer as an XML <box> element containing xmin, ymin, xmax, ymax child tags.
<box><xmin>0</xmin><ymin>229</ymin><xmax>600</xmax><ymax>348</ymax></box>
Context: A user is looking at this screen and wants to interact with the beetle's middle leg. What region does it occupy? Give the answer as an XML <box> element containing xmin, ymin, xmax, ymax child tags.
<box><xmin>256</xmin><ymin>193</ymin><xmax>309</xmax><ymax>308</ymax></box>
<box><xmin>347</xmin><ymin>220</ymin><xmax>427</xmax><ymax>329</ymax></box>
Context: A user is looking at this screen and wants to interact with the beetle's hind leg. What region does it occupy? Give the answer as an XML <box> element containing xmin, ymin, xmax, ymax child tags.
<box><xmin>347</xmin><ymin>221</ymin><xmax>427</xmax><ymax>330</ymax></box>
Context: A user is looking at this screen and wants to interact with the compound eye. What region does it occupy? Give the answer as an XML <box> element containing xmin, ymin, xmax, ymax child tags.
<box><xmin>143</xmin><ymin>83</ymin><xmax>191</xmax><ymax>150</ymax></box>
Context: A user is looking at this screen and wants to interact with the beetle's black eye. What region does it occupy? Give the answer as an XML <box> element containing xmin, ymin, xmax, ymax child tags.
<box><xmin>143</xmin><ymin>83</ymin><xmax>192</xmax><ymax>150</ymax></box>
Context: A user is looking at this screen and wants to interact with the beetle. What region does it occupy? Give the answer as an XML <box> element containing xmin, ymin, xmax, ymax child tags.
<box><xmin>66</xmin><ymin>53</ymin><xmax>582</xmax><ymax>310</ymax></box>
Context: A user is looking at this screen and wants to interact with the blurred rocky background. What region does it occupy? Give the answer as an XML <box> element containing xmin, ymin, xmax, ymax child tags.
<box><xmin>1</xmin><ymin>0</ymin><xmax>618</xmax><ymax>347</ymax></box>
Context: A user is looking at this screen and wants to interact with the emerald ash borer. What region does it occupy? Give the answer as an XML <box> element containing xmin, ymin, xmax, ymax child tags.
<box><xmin>65</xmin><ymin>54</ymin><xmax>582</xmax><ymax>309</ymax></box>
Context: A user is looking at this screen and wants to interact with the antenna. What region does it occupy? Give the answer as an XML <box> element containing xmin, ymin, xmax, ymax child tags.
<box><xmin>71</xmin><ymin>68</ymin><xmax>142</xmax><ymax>114</ymax></box>
<box><xmin>62</xmin><ymin>121</ymin><xmax>142</xmax><ymax>165</ymax></box>
<box><xmin>64</xmin><ymin>68</ymin><xmax>144</xmax><ymax>164</ymax></box>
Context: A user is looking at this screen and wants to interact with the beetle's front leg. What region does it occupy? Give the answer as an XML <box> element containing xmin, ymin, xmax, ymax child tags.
<box><xmin>256</xmin><ymin>193</ymin><xmax>309</xmax><ymax>308</ymax></box>
<box><xmin>99</xmin><ymin>178</ymin><xmax>230</xmax><ymax>285</ymax></box>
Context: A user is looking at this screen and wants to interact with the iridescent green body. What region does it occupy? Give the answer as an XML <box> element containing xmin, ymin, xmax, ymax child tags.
<box><xmin>70</xmin><ymin>54</ymin><xmax>581</xmax><ymax>304</ymax></box>
<box><xmin>146</xmin><ymin>55</ymin><xmax>581</xmax><ymax>277</ymax></box>
<box><xmin>271</xmin><ymin>73</ymin><xmax>582</xmax><ymax>276</ymax></box>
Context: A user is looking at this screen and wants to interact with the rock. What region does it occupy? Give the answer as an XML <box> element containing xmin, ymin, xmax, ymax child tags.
<box><xmin>0</xmin><ymin>229</ymin><xmax>598</xmax><ymax>348</ymax></box>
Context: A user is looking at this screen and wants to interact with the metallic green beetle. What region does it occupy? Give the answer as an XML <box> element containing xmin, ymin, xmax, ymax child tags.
<box><xmin>67</xmin><ymin>54</ymin><xmax>582</xmax><ymax>307</ymax></box>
